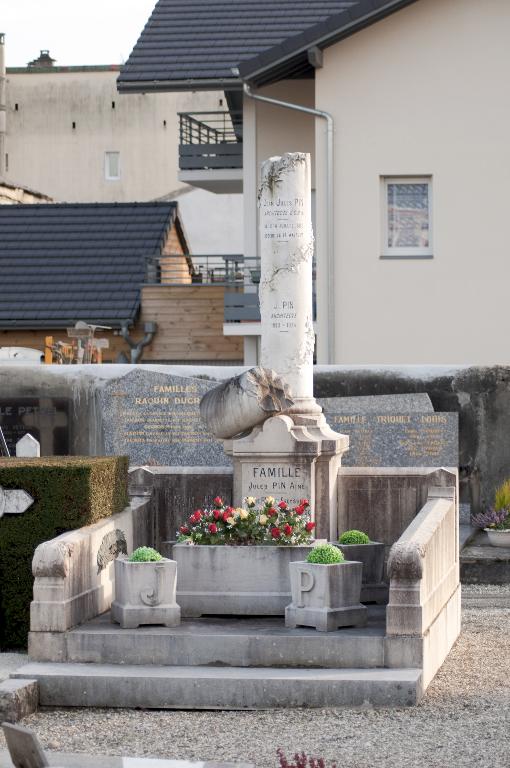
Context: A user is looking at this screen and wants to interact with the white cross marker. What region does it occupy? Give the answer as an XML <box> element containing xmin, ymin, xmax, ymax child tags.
<box><xmin>0</xmin><ymin>485</ymin><xmax>34</xmax><ymax>519</ymax></box>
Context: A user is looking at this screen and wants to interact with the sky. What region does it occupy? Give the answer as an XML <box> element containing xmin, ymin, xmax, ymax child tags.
<box><xmin>1</xmin><ymin>0</ymin><xmax>157</xmax><ymax>67</ymax></box>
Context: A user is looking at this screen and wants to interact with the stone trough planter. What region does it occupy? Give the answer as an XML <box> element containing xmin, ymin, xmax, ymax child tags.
<box><xmin>335</xmin><ymin>541</ymin><xmax>388</xmax><ymax>604</ymax></box>
<box><xmin>171</xmin><ymin>543</ymin><xmax>316</xmax><ymax>617</ymax></box>
<box><xmin>111</xmin><ymin>557</ymin><xmax>181</xmax><ymax>629</ymax></box>
<box><xmin>285</xmin><ymin>560</ymin><xmax>367</xmax><ymax>632</ymax></box>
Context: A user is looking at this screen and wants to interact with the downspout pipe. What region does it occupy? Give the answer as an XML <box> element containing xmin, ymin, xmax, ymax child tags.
<box><xmin>242</xmin><ymin>82</ymin><xmax>335</xmax><ymax>364</ymax></box>
<box><xmin>120</xmin><ymin>320</ymin><xmax>157</xmax><ymax>364</ymax></box>
<box><xmin>0</xmin><ymin>33</ymin><xmax>6</xmax><ymax>179</ymax></box>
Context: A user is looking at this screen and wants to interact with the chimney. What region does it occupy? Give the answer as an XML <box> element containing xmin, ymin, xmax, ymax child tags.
<box><xmin>28</xmin><ymin>49</ymin><xmax>56</xmax><ymax>68</ymax></box>
<box><xmin>0</xmin><ymin>33</ymin><xmax>6</xmax><ymax>179</ymax></box>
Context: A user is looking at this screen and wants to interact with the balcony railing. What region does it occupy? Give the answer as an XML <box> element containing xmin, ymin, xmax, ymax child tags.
<box><xmin>144</xmin><ymin>254</ymin><xmax>317</xmax><ymax>324</ymax></box>
<box><xmin>146</xmin><ymin>254</ymin><xmax>251</xmax><ymax>286</ymax></box>
<box><xmin>178</xmin><ymin>111</ymin><xmax>243</xmax><ymax>171</ymax></box>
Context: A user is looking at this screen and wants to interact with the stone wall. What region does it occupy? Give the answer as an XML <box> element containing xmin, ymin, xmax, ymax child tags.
<box><xmin>315</xmin><ymin>366</ymin><xmax>510</xmax><ymax>509</ymax></box>
<box><xmin>1</xmin><ymin>363</ymin><xmax>509</xmax><ymax>507</ymax></box>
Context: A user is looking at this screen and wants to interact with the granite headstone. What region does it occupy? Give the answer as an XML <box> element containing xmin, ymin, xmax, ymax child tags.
<box><xmin>318</xmin><ymin>394</ymin><xmax>458</xmax><ymax>467</ymax></box>
<box><xmin>100</xmin><ymin>369</ymin><xmax>231</xmax><ymax>467</ymax></box>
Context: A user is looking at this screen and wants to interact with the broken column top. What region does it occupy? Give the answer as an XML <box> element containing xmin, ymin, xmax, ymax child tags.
<box><xmin>258</xmin><ymin>152</ymin><xmax>318</xmax><ymax>416</ymax></box>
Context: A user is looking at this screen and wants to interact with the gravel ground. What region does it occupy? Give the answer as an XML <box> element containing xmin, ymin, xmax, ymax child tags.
<box><xmin>1</xmin><ymin>606</ymin><xmax>509</xmax><ymax>768</ymax></box>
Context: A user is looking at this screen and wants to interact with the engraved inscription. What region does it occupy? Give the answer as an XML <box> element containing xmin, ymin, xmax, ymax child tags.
<box><xmin>322</xmin><ymin>410</ymin><xmax>458</xmax><ymax>468</ymax></box>
<box><xmin>241</xmin><ymin>462</ymin><xmax>311</xmax><ymax>508</ymax></box>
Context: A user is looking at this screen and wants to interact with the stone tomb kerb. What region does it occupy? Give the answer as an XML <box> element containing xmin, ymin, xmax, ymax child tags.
<box><xmin>224</xmin><ymin>154</ymin><xmax>348</xmax><ymax>538</ymax></box>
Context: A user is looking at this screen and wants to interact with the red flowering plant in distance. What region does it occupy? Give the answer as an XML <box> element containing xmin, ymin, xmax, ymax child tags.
<box><xmin>178</xmin><ymin>496</ymin><xmax>315</xmax><ymax>546</ymax></box>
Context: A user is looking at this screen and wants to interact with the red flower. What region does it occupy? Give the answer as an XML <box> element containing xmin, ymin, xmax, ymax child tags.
<box><xmin>190</xmin><ymin>509</ymin><xmax>202</xmax><ymax>524</ymax></box>
<box><xmin>225</xmin><ymin>506</ymin><xmax>235</xmax><ymax>515</ymax></box>
<box><xmin>283</xmin><ymin>524</ymin><xmax>293</xmax><ymax>536</ymax></box>
<box><xmin>213</xmin><ymin>509</ymin><xmax>221</xmax><ymax>520</ymax></box>
<box><xmin>294</xmin><ymin>505</ymin><xmax>305</xmax><ymax>515</ymax></box>
<box><xmin>222</xmin><ymin>510</ymin><xmax>231</xmax><ymax>522</ymax></box>
<box><xmin>208</xmin><ymin>523</ymin><xmax>218</xmax><ymax>534</ymax></box>
<box><xmin>300</xmin><ymin>499</ymin><xmax>310</xmax><ymax>507</ymax></box>
<box><xmin>278</xmin><ymin>501</ymin><xmax>288</xmax><ymax>510</ymax></box>
<box><xmin>271</xmin><ymin>527</ymin><xmax>281</xmax><ymax>539</ymax></box>
<box><xmin>305</xmin><ymin>522</ymin><xmax>315</xmax><ymax>532</ymax></box>
<box><xmin>179</xmin><ymin>526</ymin><xmax>189</xmax><ymax>535</ymax></box>
<box><xmin>213</xmin><ymin>496</ymin><xmax>223</xmax><ymax>507</ymax></box>
<box><xmin>268</xmin><ymin>507</ymin><xmax>278</xmax><ymax>517</ymax></box>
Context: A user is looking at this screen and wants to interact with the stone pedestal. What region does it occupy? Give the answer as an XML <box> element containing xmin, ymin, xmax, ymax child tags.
<box><xmin>225</xmin><ymin>414</ymin><xmax>348</xmax><ymax>538</ymax></box>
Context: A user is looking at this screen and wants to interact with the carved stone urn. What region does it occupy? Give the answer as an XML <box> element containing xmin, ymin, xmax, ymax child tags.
<box><xmin>111</xmin><ymin>557</ymin><xmax>180</xmax><ymax>629</ymax></box>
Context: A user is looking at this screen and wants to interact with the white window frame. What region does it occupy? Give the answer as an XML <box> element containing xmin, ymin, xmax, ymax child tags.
<box><xmin>381</xmin><ymin>176</ymin><xmax>433</xmax><ymax>259</ymax></box>
<box><xmin>104</xmin><ymin>151</ymin><xmax>121</xmax><ymax>181</ymax></box>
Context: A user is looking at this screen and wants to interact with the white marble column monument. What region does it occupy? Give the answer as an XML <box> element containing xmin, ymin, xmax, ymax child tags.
<box><xmin>258</xmin><ymin>153</ymin><xmax>317</xmax><ymax>415</ymax></box>
<box><xmin>227</xmin><ymin>153</ymin><xmax>349</xmax><ymax>538</ymax></box>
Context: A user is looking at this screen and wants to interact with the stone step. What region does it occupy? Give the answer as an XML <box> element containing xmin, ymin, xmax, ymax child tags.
<box><xmin>460</xmin><ymin>530</ymin><xmax>510</xmax><ymax>584</ymax></box>
<box><xmin>11</xmin><ymin>663</ymin><xmax>423</xmax><ymax>709</ymax></box>
<box><xmin>30</xmin><ymin>610</ymin><xmax>387</xmax><ymax>669</ymax></box>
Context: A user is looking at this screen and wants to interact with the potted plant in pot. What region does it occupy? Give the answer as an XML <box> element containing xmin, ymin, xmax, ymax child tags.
<box><xmin>285</xmin><ymin>543</ymin><xmax>367</xmax><ymax>631</ymax></box>
<box><xmin>471</xmin><ymin>507</ymin><xmax>510</xmax><ymax>548</ymax></box>
<box><xmin>111</xmin><ymin>546</ymin><xmax>181</xmax><ymax>629</ymax></box>
<box><xmin>172</xmin><ymin>496</ymin><xmax>319</xmax><ymax>617</ymax></box>
<box><xmin>335</xmin><ymin>529</ymin><xmax>387</xmax><ymax>604</ymax></box>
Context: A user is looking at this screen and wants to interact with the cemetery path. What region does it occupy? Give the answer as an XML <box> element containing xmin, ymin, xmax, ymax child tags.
<box><xmin>0</xmin><ymin>604</ymin><xmax>508</xmax><ymax>768</ymax></box>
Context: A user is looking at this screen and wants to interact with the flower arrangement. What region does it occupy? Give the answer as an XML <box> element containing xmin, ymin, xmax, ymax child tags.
<box><xmin>177</xmin><ymin>496</ymin><xmax>315</xmax><ymax>546</ymax></box>
<box><xmin>471</xmin><ymin>506</ymin><xmax>510</xmax><ymax>530</ymax></box>
<box><xmin>306</xmin><ymin>543</ymin><xmax>344</xmax><ymax>564</ymax></box>
<box><xmin>338</xmin><ymin>529</ymin><xmax>370</xmax><ymax>545</ymax></box>
<box><xmin>128</xmin><ymin>546</ymin><xmax>163</xmax><ymax>562</ymax></box>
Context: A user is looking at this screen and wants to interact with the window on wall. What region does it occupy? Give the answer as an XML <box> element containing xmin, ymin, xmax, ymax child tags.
<box><xmin>382</xmin><ymin>177</ymin><xmax>432</xmax><ymax>258</ymax></box>
<box><xmin>104</xmin><ymin>151</ymin><xmax>120</xmax><ymax>181</ymax></box>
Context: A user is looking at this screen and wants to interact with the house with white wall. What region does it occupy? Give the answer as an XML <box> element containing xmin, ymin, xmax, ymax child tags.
<box><xmin>0</xmin><ymin>41</ymin><xmax>243</xmax><ymax>255</ymax></box>
<box><xmin>119</xmin><ymin>0</ymin><xmax>510</xmax><ymax>365</ymax></box>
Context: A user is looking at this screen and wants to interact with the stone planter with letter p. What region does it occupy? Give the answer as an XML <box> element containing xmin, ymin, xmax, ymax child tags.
<box><xmin>286</xmin><ymin>561</ymin><xmax>367</xmax><ymax>632</ymax></box>
<box><xmin>111</xmin><ymin>557</ymin><xmax>181</xmax><ymax>629</ymax></box>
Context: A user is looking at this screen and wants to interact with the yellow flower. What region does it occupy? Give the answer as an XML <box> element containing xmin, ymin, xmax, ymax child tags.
<box><xmin>246</xmin><ymin>496</ymin><xmax>256</xmax><ymax>507</ymax></box>
<box><xmin>226</xmin><ymin>516</ymin><xmax>236</xmax><ymax>525</ymax></box>
<box><xmin>239</xmin><ymin>509</ymin><xmax>249</xmax><ymax>520</ymax></box>
<box><xmin>265</xmin><ymin>496</ymin><xmax>275</xmax><ymax>506</ymax></box>
<box><xmin>259</xmin><ymin>514</ymin><xmax>268</xmax><ymax>525</ymax></box>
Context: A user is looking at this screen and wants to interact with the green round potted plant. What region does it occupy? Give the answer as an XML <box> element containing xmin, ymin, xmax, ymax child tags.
<box><xmin>285</xmin><ymin>543</ymin><xmax>367</xmax><ymax>632</ymax></box>
<box><xmin>112</xmin><ymin>546</ymin><xmax>180</xmax><ymax>629</ymax></box>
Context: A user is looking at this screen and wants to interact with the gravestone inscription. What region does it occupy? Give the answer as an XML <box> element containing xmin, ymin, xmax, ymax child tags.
<box><xmin>100</xmin><ymin>369</ymin><xmax>230</xmax><ymax>467</ymax></box>
<box><xmin>0</xmin><ymin>398</ymin><xmax>70</xmax><ymax>456</ymax></box>
<box><xmin>241</xmin><ymin>459</ymin><xmax>311</xmax><ymax>508</ymax></box>
<box><xmin>319</xmin><ymin>397</ymin><xmax>458</xmax><ymax>467</ymax></box>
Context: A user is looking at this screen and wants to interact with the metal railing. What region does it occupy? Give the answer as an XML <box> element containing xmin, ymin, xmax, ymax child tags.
<box><xmin>145</xmin><ymin>254</ymin><xmax>257</xmax><ymax>287</ymax></box>
<box><xmin>178</xmin><ymin>111</ymin><xmax>243</xmax><ymax>171</ymax></box>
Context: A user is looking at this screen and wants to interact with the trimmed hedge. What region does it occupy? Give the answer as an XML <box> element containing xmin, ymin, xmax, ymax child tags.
<box><xmin>0</xmin><ymin>456</ymin><xmax>128</xmax><ymax>649</ymax></box>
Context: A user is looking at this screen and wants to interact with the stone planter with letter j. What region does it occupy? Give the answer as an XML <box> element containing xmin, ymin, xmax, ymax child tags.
<box><xmin>111</xmin><ymin>551</ymin><xmax>180</xmax><ymax>629</ymax></box>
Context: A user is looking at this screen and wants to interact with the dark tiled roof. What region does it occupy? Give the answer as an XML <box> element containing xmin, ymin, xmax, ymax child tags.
<box><xmin>117</xmin><ymin>0</ymin><xmax>358</xmax><ymax>91</ymax></box>
<box><xmin>0</xmin><ymin>202</ymin><xmax>177</xmax><ymax>328</ymax></box>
